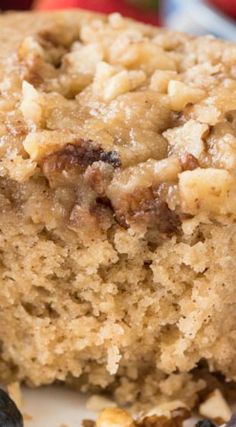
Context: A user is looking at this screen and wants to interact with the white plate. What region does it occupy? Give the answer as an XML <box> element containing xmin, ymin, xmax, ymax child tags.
<box><xmin>21</xmin><ymin>386</ymin><xmax>198</xmax><ymax>427</ymax></box>
<box><xmin>23</xmin><ymin>386</ymin><xmax>95</xmax><ymax>427</ymax></box>
<box><xmin>18</xmin><ymin>385</ymin><xmax>226</xmax><ymax>427</ymax></box>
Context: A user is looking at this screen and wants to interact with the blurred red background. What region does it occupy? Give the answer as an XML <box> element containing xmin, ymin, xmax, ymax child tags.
<box><xmin>0</xmin><ymin>0</ymin><xmax>161</xmax><ymax>25</ymax></box>
<box><xmin>1</xmin><ymin>0</ymin><xmax>236</xmax><ymax>22</ymax></box>
<box><xmin>0</xmin><ymin>0</ymin><xmax>32</xmax><ymax>9</ymax></box>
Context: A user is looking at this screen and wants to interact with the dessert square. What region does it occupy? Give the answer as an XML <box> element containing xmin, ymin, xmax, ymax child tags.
<box><xmin>0</xmin><ymin>9</ymin><xmax>236</xmax><ymax>409</ymax></box>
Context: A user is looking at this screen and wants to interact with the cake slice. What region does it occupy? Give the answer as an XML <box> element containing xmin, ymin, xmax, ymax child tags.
<box><xmin>0</xmin><ymin>9</ymin><xmax>236</xmax><ymax>409</ymax></box>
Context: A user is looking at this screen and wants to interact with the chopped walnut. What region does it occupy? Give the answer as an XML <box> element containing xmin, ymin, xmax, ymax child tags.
<box><xmin>180</xmin><ymin>153</ymin><xmax>199</xmax><ymax>171</ymax></box>
<box><xmin>23</xmin><ymin>130</ymin><xmax>77</xmax><ymax>160</ymax></box>
<box><xmin>18</xmin><ymin>34</ymin><xmax>60</xmax><ymax>87</ymax></box>
<box><xmin>42</xmin><ymin>142</ymin><xmax>120</xmax><ymax>173</ymax></box>
<box><xmin>138</xmin><ymin>409</ymin><xmax>189</xmax><ymax>427</ymax></box>
<box><xmin>143</xmin><ymin>401</ymin><xmax>189</xmax><ymax>419</ymax></box>
<box><xmin>164</xmin><ymin>120</ymin><xmax>209</xmax><ymax>160</ymax></box>
<box><xmin>63</xmin><ymin>43</ymin><xmax>104</xmax><ymax>75</ymax></box>
<box><xmin>207</xmin><ymin>122</ymin><xmax>236</xmax><ymax>171</ymax></box>
<box><xmin>96</xmin><ymin>408</ymin><xmax>135</xmax><ymax>427</ymax></box>
<box><xmin>93</xmin><ymin>405</ymin><xmax>189</xmax><ymax>427</ymax></box>
<box><xmin>0</xmin><ymin>149</ymin><xmax>36</xmax><ymax>183</ymax></box>
<box><xmin>107</xmin><ymin>158</ymin><xmax>181</xmax><ymax>227</ymax></box>
<box><xmin>199</xmin><ymin>389</ymin><xmax>232</xmax><ymax>423</ymax></box>
<box><xmin>109</xmin><ymin>39</ymin><xmax>177</xmax><ymax>75</ymax></box>
<box><xmin>20</xmin><ymin>81</ymin><xmax>43</xmax><ymax>129</ymax></box>
<box><xmin>93</xmin><ymin>62</ymin><xmax>146</xmax><ymax>102</ymax></box>
<box><xmin>84</xmin><ymin>162</ymin><xmax>114</xmax><ymax>196</ymax></box>
<box><xmin>168</xmin><ymin>81</ymin><xmax>206</xmax><ymax>112</ymax></box>
<box><xmin>179</xmin><ymin>168</ymin><xmax>236</xmax><ymax>216</ymax></box>
<box><xmin>150</xmin><ymin>71</ymin><xmax>178</xmax><ymax>93</ymax></box>
<box><xmin>18</xmin><ymin>36</ymin><xmax>45</xmax><ymax>62</ymax></box>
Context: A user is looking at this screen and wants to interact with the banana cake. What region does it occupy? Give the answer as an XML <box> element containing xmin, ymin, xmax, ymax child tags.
<box><xmin>0</xmin><ymin>9</ymin><xmax>236</xmax><ymax>409</ymax></box>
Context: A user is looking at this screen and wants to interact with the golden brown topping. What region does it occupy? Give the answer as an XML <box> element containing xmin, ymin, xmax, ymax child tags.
<box><xmin>63</xmin><ymin>43</ymin><xmax>104</xmax><ymax>77</ymax></box>
<box><xmin>20</xmin><ymin>81</ymin><xmax>43</xmax><ymax>129</ymax></box>
<box><xmin>206</xmin><ymin>122</ymin><xmax>236</xmax><ymax>171</ymax></box>
<box><xmin>164</xmin><ymin>120</ymin><xmax>209</xmax><ymax>160</ymax></box>
<box><xmin>132</xmin><ymin>197</ymin><xmax>181</xmax><ymax>234</ymax></box>
<box><xmin>84</xmin><ymin>162</ymin><xmax>114</xmax><ymax>196</ymax></box>
<box><xmin>18</xmin><ymin>36</ymin><xmax>58</xmax><ymax>87</ymax></box>
<box><xmin>180</xmin><ymin>153</ymin><xmax>199</xmax><ymax>171</ymax></box>
<box><xmin>179</xmin><ymin>168</ymin><xmax>236</xmax><ymax>216</ymax></box>
<box><xmin>5</xmin><ymin>117</ymin><xmax>27</xmax><ymax>138</ymax></box>
<box><xmin>168</xmin><ymin>81</ymin><xmax>206</xmax><ymax>112</ymax></box>
<box><xmin>42</xmin><ymin>141</ymin><xmax>121</xmax><ymax>175</ymax></box>
<box><xmin>22</xmin><ymin>65</ymin><xmax>44</xmax><ymax>88</ymax></box>
<box><xmin>150</xmin><ymin>70</ymin><xmax>178</xmax><ymax>94</ymax></box>
<box><xmin>107</xmin><ymin>158</ymin><xmax>181</xmax><ymax>228</ymax></box>
<box><xmin>93</xmin><ymin>62</ymin><xmax>146</xmax><ymax>101</ymax></box>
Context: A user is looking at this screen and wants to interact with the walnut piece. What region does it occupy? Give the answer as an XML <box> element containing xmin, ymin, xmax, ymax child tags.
<box><xmin>96</xmin><ymin>408</ymin><xmax>134</xmax><ymax>427</ymax></box>
<box><xmin>199</xmin><ymin>389</ymin><xmax>232</xmax><ymax>423</ymax></box>
<box><xmin>168</xmin><ymin>80</ymin><xmax>206</xmax><ymax>112</ymax></box>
